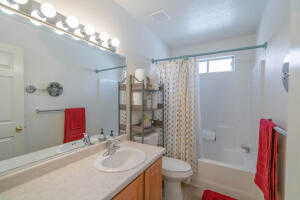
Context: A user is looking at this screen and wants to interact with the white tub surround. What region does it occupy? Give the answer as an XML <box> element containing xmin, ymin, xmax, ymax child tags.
<box><xmin>0</xmin><ymin>141</ymin><xmax>165</xmax><ymax>200</ymax></box>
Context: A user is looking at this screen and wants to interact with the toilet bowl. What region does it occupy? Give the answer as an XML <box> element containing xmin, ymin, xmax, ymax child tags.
<box><xmin>162</xmin><ymin>156</ymin><xmax>193</xmax><ymax>200</ymax></box>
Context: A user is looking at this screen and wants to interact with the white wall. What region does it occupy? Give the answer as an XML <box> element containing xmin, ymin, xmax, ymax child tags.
<box><xmin>253</xmin><ymin>0</ymin><xmax>290</xmax><ymax>199</ymax></box>
<box><xmin>171</xmin><ymin>34</ymin><xmax>257</xmax><ymax>172</ymax></box>
<box><xmin>254</xmin><ymin>0</ymin><xmax>289</xmax><ymax>130</ymax></box>
<box><xmin>36</xmin><ymin>0</ymin><xmax>170</xmax><ymax>73</ymax></box>
<box><xmin>0</xmin><ymin>13</ymin><xmax>123</xmax><ymax>155</ymax></box>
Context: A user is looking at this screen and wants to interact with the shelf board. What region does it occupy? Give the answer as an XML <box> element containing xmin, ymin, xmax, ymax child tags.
<box><xmin>152</xmin><ymin>120</ymin><xmax>164</xmax><ymax>128</ymax></box>
<box><xmin>120</xmin><ymin>124</ymin><xmax>127</xmax><ymax>131</ymax></box>
<box><xmin>119</xmin><ymin>83</ymin><xmax>163</xmax><ymax>92</ymax></box>
<box><xmin>120</xmin><ymin>124</ymin><xmax>157</xmax><ymax>134</ymax></box>
<box><xmin>132</xmin><ymin>126</ymin><xmax>156</xmax><ymax>134</ymax></box>
<box><xmin>119</xmin><ymin>104</ymin><xmax>163</xmax><ymax>111</ymax></box>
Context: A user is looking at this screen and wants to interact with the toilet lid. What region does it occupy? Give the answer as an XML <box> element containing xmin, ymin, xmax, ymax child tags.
<box><xmin>162</xmin><ymin>156</ymin><xmax>192</xmax><ymax>172</ymax></box>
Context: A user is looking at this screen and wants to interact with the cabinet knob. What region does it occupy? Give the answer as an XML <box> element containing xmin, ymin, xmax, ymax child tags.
<box><xmin>16</xmin><ymin>125</ymin><xmax>23</xmax><ymax>133</ymax></box>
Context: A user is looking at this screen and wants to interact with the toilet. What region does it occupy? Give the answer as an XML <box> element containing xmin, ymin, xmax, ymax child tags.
<box><xmin>162</xmin><ymin>157</ymin><xmax>193</xmax><ymax>200</ymax></box>
<box><xmin>136</xmin><ymin>132</ymin><xmax>193</xmax><ymax>200</ymax></box>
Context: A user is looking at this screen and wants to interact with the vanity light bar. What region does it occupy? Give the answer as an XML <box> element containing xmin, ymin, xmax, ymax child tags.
<box><xmin>0</xmin><ymin>1</ymin><xmax>120</xmax><ymax>53</ymax></box>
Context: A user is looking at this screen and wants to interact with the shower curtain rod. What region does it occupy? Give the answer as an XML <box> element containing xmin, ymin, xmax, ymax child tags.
<box><xmin>95</xmin><ymin>65</ymin><xmax>126</xmax><ymax>73</ymax></box>
<box><xmin>151</xmin><ymin>42</ymin><xmax>268</xmax><ymax>63</ymax></box>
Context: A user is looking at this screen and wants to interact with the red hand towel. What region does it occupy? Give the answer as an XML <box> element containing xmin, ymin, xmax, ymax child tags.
<box><xmin>202</xmin><ymin>190</ymin><xmax>236</xmax><ymax>200</ymax></box>
<box><xmin>64</xmin><ymin>108</ymin><xmax>86</xmax><ymax>143</ymax></box>
<box><xmin>254</xmin><ymin>119</ymin><xmax>279</xmax><ymax>200</ymax></box>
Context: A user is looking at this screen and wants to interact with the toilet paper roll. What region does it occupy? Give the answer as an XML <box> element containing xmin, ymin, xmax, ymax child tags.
<box><xmin>202</xmin><ymin>129</ymin><xmax>216</xmax><ymax>142</ymax></box>
<box><xmin>134</xmin><ymin>68</ymin><xmax>145</xmax><ymax>82</ymax></box>
<box><xmin>132</xmin><ymin>92</ymin><xmax>142</xmax><ymax>105</ymax></box>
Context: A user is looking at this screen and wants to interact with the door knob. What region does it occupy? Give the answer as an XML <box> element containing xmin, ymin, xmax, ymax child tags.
<box><xmin>16</xmin><ymin>125</ymin><xmax>23</xmax><ymax>133</ymax></box>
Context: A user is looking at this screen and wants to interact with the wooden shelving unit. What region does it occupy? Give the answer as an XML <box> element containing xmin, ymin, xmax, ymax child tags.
<box><xmin>118</xmin><ymin>75</ymin><xmax>164</xmax><ymax>145</ymax></box>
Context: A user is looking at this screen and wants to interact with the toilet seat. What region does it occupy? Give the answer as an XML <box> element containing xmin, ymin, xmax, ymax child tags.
<box><xmin>162</xmin><ymin>156</ymin><xmax>193</xmax><ymax>180</ymax></box>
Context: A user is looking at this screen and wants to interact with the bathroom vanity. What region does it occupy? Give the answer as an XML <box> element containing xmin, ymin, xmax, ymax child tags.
<box><xmin>0</xmin><ymin>140</ymin><xmax>165</xmax><ymax>200</ymax></box>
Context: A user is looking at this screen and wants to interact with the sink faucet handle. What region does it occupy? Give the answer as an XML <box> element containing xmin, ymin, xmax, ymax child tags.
<box><xmin>113</xmin><ymin>139</ymin><xmax>121</xmax><ymax>146</ymax></box>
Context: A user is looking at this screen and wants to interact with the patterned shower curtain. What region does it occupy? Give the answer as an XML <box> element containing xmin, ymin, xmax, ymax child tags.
<box><xmin>156</xmin><ymin>58</ymin><xmax>199</xmax><ymax>172</ymax></box>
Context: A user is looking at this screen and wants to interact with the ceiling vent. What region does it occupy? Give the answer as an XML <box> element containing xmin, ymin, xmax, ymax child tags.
<box><xmin>150</xmin><ymin>9</ymin><xmax>170</xmax><ymax>22</ymax></box>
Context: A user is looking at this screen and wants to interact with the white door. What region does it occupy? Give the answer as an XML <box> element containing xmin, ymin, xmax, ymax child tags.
<box><xmin>0</xmin><ymin>43</ymin><xmax>24</xmax><ymax>161</ymax></box>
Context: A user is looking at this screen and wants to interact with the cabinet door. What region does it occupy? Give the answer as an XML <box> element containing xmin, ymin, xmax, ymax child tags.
<box><xmin>113</xmin><ymin>174</ymin><xmax>144</xmax><ymax>200</ymax></box>
<box><xmin>144</xmin><ymin>158</ymin><xmax>162</xmax><ymax>200</ymax></box>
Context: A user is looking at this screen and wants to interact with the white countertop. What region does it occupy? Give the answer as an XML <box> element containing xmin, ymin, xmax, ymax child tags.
<box><xmin>0</xmin><ymin>141</ymin><xmax>165</xmax><ymax>200</ymax></box>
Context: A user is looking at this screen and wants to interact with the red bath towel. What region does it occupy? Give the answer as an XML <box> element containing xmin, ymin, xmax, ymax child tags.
<box><xmin>255</xmin><ymin>119</ymin><xmax>279</xmax><ymax>200</ymax></box>
<box><xmin>202</xmin><ymin>190</ymin><xmax>236</xmax><ymax>200</ymax></box>
<box><xmin>64</xmin><ymin>108</ymin><xmax>86</xmax><ymax>143</ymax></box>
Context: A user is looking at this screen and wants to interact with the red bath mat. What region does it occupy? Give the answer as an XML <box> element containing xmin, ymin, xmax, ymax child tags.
<box><xmin>202</xmin><ymin>190</ymin><xmax>237</xmax><ymax>200</ymax></box>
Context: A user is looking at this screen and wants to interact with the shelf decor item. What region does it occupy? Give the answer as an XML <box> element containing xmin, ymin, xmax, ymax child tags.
<box><xmin>47</xmin><ymin>82</ymin><xmax>63</xmax><ymax>97</ymax></box>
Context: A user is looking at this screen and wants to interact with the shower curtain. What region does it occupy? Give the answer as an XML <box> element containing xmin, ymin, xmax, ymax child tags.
<box><xmin>156</xmin><ymin>59</ymin><xmax>199</xmax><ymax>172</ymax></box>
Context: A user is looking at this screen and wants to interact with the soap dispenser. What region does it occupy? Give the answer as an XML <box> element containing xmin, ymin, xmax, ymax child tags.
<box><xmin>108</xmin><ymin>130</ymin><xmax>114</xmax><ymax>138</ymax></box>
<box><xmin>98</xmin><ymin>128</ymin><xmax>106</xmax><ymax>142</ymax></box>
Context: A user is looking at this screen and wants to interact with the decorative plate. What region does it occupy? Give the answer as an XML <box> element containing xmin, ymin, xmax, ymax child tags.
<box><xmin>47</xmin><ymin>82</ymin><xmax>63</xmax><ymax>97</ymax></box>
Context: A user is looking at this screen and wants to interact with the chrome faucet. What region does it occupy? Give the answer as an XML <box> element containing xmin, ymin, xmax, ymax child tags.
<box><xmin>82</xmin><ymin>133</ymin><xmax>92</xmax><ymax>146</ymax></box>
<box><xmin>103</xmin><ymin>138</ymin><xmax>120</xmax><ymax>157</ymax></box>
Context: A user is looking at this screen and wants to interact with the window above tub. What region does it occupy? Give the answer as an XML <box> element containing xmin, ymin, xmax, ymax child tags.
<box><xmin>198</xmin><ymin>56</ymin><xmax>235</xmax><ymax>74</ymax></box>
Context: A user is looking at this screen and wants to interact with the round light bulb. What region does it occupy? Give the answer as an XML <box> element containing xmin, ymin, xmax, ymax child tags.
<box><xmin>89</xmin><ymin>35</ymin><xmax>98</xmax><ymax>43</ymax></box>
<box><xmin>30</xmin><ymin>10</ymin><xmax>46</xmax><ymax>26</ymax></box>
<box><xmin>13</xmin><ymin>0</ymin><xmax>28</xmax><ymax>4</ymax></box>
<box><xmin>102</xmin><ymin>41</ymin><xmax>109</xmax><ymax>49</ymax></box>
<box><xmin>284</xmin><ymin>54</ymin><xmax>291</xmax><ymax>63</ymax></box>
<box><xmin>40</xmin><ymin>3</ymin><xmax>56</xmax><ymax>18</ymax></box>
<box><xmin>72</xmin><ymin>36</ymin><xmax>80</xmax><ymax>41</ymax></box>
<box><xmin>0</xmin><ymin>0</ymin><xmax>19</xmax><ymax>14</ymax></box>
<box><xmin>74</xmin><ymin>28</ymin><xmax>84</xmax><ymax>38</ymax></box>
<box><xmin>84</xmin><ymin>24</ymin><xmax>95</xmax><ymax>35</ymax></box>
<box><xmin>55</xmin><ymin>21</ymin><xmax>68</xmax><ymax>35</ymax></box>
<box><xmin>66</xmin><ymin>16</ymin><xmax>79</xmax><ymax>29</ymax></box>
<box><xmin>99</xmin><ymin>32</ymin><xmax>109</xmax><ymax>42</ymax></box>
<box><xmin>111</xmin><ymin>38</ymin><xmax>120</xmax><ymax>47</ymax></box>
<box><xmin>54</xmin><ymin>30</ymin><xmax>64</xmax><ymax>35</ymax></box>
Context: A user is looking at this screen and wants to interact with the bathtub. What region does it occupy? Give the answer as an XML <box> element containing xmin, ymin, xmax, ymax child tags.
<box><xmin>199</xmin><ymin>147</ymin><xmax>257</xmax><ymax>173</ymax></box>
<box><xmin>190</xmin><ymin>158</ymin><xmax>263</xmax><ymax>200</ymax></box>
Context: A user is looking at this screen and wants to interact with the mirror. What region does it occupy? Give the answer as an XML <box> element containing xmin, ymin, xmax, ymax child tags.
<box><xmin>0</xmin><ymin>9</ymin><xmax>126</xmax><ymax>173</ymax></box>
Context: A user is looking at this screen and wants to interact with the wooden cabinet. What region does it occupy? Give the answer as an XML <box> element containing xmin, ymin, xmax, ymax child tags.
<box><xmin>145</xmin><ymin>158</ymin><xmax>162</xmax><ymax>200</ymax></box>
<box><xmin>113</xmin><ymin>158</ymin><xmax>162</xmax><ymax>200</ymax></box>
<box><xmin>113</xmin><ymin>174</ymin><xmax>144</xmax><ymax>200</ymax></box>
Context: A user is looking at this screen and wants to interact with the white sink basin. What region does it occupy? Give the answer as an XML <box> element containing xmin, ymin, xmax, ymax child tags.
<box><xmin>94</xmin><ymin>147</ymin><xmax>146</xmax><ymax>172</ymax></box>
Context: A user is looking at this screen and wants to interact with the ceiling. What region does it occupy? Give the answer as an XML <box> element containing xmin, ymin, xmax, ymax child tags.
<box><xmin>113</xmin><ymin>0</ymin><xmax>268</xmax><ymax>49</ymax></box>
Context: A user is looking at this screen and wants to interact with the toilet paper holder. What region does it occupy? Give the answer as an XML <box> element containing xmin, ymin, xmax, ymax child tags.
<box><xmin>241</xmin><ymin>144</ymin><xmax>250</xmax><ymax>153</ymax></box>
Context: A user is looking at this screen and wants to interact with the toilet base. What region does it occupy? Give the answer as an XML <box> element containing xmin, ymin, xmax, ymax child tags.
<box><xmin>165</xmin><ymin>179</ymin><xmax>183</xmax><ymax>200</ymax></box>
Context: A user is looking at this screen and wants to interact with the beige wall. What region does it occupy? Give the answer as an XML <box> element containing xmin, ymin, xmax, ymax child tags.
<box><xmin>286</xmin><ymin>0</ymin><xmax>300</xmax><ymax>199</ymax></box>
<box><xmin>253</xmin><ymin>0</ymin><xmax>290</xmax><ymax>199</ymax></box>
